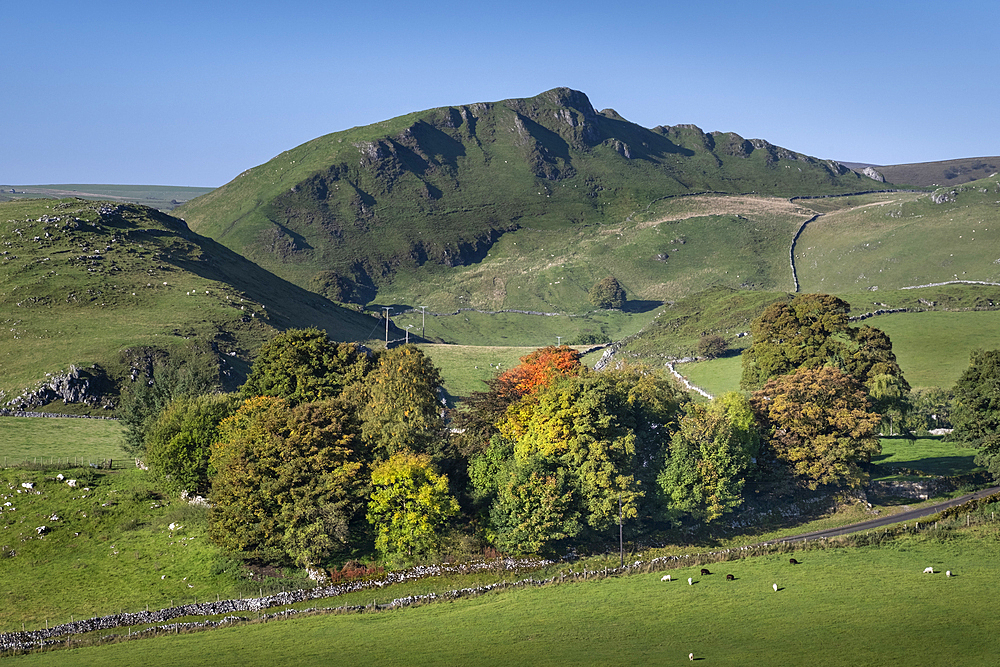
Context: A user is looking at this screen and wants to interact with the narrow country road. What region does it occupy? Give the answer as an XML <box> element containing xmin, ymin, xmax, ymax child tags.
<box><xmin>764</xmin><ymin>485</ymin><xmax>1000</xmax><ymax>544</ymax></box>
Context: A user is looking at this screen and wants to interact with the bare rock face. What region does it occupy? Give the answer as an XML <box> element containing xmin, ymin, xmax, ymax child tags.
<box><xmin>861</xmin><ymin>166</ymin><xmax>886</xmax><ymax>182</ymax></box>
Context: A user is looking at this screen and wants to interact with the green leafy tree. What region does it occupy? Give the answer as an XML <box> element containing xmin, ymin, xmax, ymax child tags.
<box><xmin>740</xmin><ymin>294</ymin><xmax>850</xmax><ymax>390</ymax></box>
<box><xmin>240</xmin><ymin>328</ymin><xmax>373</xmax><ymax>405</ymax></box>
<box><xmin>951</xmin><ymin>350</ymin><xmax>1000</xmax><ymax>480</ymax></box>
<box><xmin>658</xmin><ymin>393</ymin><xmax>758</xmax><ymax>522</ymax></box>
<box><xmin>480</xmin><ymin>369</ymin><xmax>683</xmax><ymax>550</ymax></box>
<box><xmin>366</xmin><ymin>452</ymin><xmax>460</xmax><ymax>560</ymax></box>
<box><xmin>489</xmin><ymin>466</ymin><xmax>581</xmax><ymax>554</ymax></box>
<box><xmin>118</xmin><ymin>345</ymin><xmax>221</xmax><ymax>457</ymax></box>
<box><xmin>740</xmin><ymin>296</ymin><xmax>909</xmax><ymax>409</ymax></box>
<box><xmin>589</xmin><ymin>276</ymin><xmax>627</xmax><ymax>310</ymax></box>
<box><xmin>356</xmin><ymin>345</ymin><xmax>445</xmax><ymax>461</ymax></box>
<box><xmin>209</xmin><ymin>396</ymin><xmax>366</xmax><ymax>567</ymax></box>
<box><xmin>903</xmin><ymin>387</ymin><xmax>954</xmax><ymax>434</ymax></box>
<box><xmin>145</xmin><ymin>392</ymin><xmax>240</xmax><ymax>494</ymax></box>
<box><xmin>750</xmin><ymin>366</ymin><xmax>881</xmax><ymax>490</ymax></box>
<box><xmin>697</xmin><ymin>334</ymin><xmax>729</xmax><ymax>359</ymax></box>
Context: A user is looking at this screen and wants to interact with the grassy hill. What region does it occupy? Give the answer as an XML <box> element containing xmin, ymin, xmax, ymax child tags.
<box><xmin>873</xmin><ymin>156</ymin><xmax>1000</xmax><ymax>187</ymax></box>
<box><xmin>0</xmin><ymin>199</ymin><xmax>379</xmax><ymax>408</ymax></box>
<box><xmin>176</xmin><ymin>87</ymin><xmax>883</xmax><ymax>309</ymax></box>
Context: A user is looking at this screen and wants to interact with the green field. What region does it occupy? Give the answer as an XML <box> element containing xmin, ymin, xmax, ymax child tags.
<box><xmin>9</xmin><ymin>525</ymin><xmax>1000</xmax><ymax>666</ymax></box>
<box><xmin>873</xmin><ymin>436</ymin><xmax>980</xmax><ymax>478</ymax></box>
<box><xmin>0</xmin><ymin>417</ymin><xmax>125</xmax><ymax>465</ymax></box>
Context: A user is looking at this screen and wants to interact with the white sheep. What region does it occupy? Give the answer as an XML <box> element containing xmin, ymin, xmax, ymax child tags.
<box><xmin>773</xmin><ymin>583</ymin><xmax>778</xmax><ymax>592</ymax></box>
<box><xmin>661</xmin><ymin>574</ymin><xmax>671</xmax><ymax>582</ymax></box>
<box><xmin>689</xmin><ymin>653</ymin><xmax>694</xmax><ymax>661</ymax></box>
<box><xmin>688</xmin><ymin>577</ymin><xmax>693</xmax><ymax>586</ymax></box>
<box><xmin>946</xmin><ymin>570</ymin><xmax>952</xmax><ymax>577</ymax></box>
<box><xmin>923</xmin><ymin>567</ymin><xmax>934</xmax><ymax>574</ymax></box>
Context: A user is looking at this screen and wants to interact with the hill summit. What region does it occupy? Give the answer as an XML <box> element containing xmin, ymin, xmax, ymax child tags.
<box><xmin>176</xmin><ymin>87</ymin><xmax>883</xmax><ymax>305</ymax></box>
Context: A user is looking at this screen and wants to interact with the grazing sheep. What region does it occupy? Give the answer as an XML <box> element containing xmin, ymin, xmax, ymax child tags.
<box><xmin>689</xmin><ymin>653</ymin><xmax>694</xmax><ymax>661</ymax></box>
<box><xmin>789</xmin><ymin>558</ymin><xmax>800</xmax><ymax>565</ymax></box>
<box><xmin>688</xmin><ymin>577</ymin><xmax>693</xmax><ymax>585</ymax></box>
<box><xmin>700</xmin><ymin>568</ymin><xmax>711</xmax><ymax>575</ymax></box>
<box><xmin>773</xmin><ymin>583</ymin><xmax>778</xmax><ymax>592</ymax></box>
<box><xmin>946</xmin><ymin>570</ymin><xmax>952</xmax><ymax>577</ymax></box>
<box><xmin>726</xmin><ymin>574</ymin><xmax>735</xmax><ymax>581</ymax></box>
<box><xmin>661</xmin><ymin>574</ymin><xmax>671</xmax><ymax>582</ymax></box>
<box><xmin>923</xmin><ymin>567</ymin><xmax>934</xmax><ymax>574</ymax></box>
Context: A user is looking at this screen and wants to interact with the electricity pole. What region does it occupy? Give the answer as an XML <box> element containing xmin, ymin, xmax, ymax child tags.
<box><xmin>420</xmin><ymin>306</ymin><xmax>427</xmax><ymax>339</ymax></box>
<box><xmin>382</xmin><ymin>307</ymin><xmax>392</xmax><ymax>344</ymax></box>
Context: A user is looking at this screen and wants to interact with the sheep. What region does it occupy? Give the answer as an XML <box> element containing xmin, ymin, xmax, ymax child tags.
<box><xmin>946</xmin><ymin>570</ymin><xmax>952</xmax><ymax>577</ymax></box>
<box><xmin>661</xmin><ymin>574</ymin><xmax>671</xmax><ymax>582</ymax></box>
<box><xmin>726</xmin><ymin>574</ymin><xmax>735</xmax><ymax>581</ymax></box>
<box><xmin>789</xmin><ymin>558</ymin><xmax>800</xmax><ymax>565</ymax></box>
<box><xmin>923</xmin><ymin>567</ymin><xmax>934</xmax><ymax>574</ymax></box>
<box><xmin>772</xmin><ymin>583</ymin><xmax>778</xmax><ymax>592</ymax></box>
<box><xmin>688</xmin><ymin>577</ymin><xmax>693</xmax><ymax>586</ymax></box>
<box><xmin>700</xmin><ymin>568</ymin><xmax>711</xmax><ymax>576</ymax></box>
<box><xmin>689</xmin><ymin>653</ymin><xmax>694</xmax><ymax>661</ymax></box>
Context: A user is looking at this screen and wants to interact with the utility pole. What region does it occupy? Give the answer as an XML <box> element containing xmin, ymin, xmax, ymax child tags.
<box><xmin>556</xmin><ymin>335</ymin><xmax>562</xmax><ymax>347</ymax></box>
<box><xmin>619</xmin><ymin>492</ymin><xmax>623</xmax><ymax>568</ymax></box>
<box><xmin>419</xmin><ymin>306</ymin><xmax>427</xmax><ymax>339</ymax></box>
<box><xmin>405</xmin><ymin>325</ymin><xmax>413</xmax><ymax>344</ymax></box>
<box><xmin>382</xmin><ymin>307</ymin><xmax>392</xmax><ymax>344</ymax></box>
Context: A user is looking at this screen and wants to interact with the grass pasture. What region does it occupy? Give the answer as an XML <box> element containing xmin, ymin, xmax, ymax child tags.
<box><xmin>873</xmin><ymin>436</ymin><xmax>981</xmax><ymax>479</ymax></box>
<box><xmin>10</xmin><ymin>526</ymin><xmax>1000</xmax><ymax>666</ymax></box>
<box><xmin>0</xmin><ymin>417</ymin><xmax>125</xmax><ymax>465</ymax></box>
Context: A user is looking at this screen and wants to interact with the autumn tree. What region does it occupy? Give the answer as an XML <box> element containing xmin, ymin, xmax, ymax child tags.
<box><xmin>366</xmin><ymin>452</ymin><xmax>460</xmax><ymax>561</ymax></box>
<box><xmin>240</xmin><ymin>328</ymin><xmax>373</xmax><ymax>405</ymax></box>
<box><xmin>740</xmin><ymin>296</ymin><xmax>909</xmax><ymax>416</ymax></box>
<box><xmin>697</xmin><ymin>334</ymin><xmax>729</xmax><ymax>359</ymax></box>
<box><xmin>658</xmin><ymin>393</ymin><xmax>759</xmax><ymax>522</ymax></box>
<box><xmin>475</xmin><ymin>368</ymin><xmax>684</xmax><ymax>552</ymax></box>
<box><xmin>453</xmin><ymin>345</ymin><xmax>583</xmax><ymax>455</ymax></box>
<box><xmin>750</xmin><ymin>366</ymin><xmax>881</xmax><ymax>490</ymax></box>
<box><xmin>950</xmin><ymin>350</ymin><xmax>1000</xmax><ymax>480</ymax></box>
<box><xmin>209</xmin><ymin>396</ymin><xmax>367</xmax><ymax>567</ymax></box>
<box><xmin>589</xmin><ymin>276</ymin><xmax>627</xmax><ymax>309</ymax></box>
<box><xmin>354</xmin><ymin>345</ymin><xmax>445</xmax><ymax>462</ymax></box>
<box><xmin>145</xmin><ymin>392</ymin><xmax>241</xmax><ymax>494</ymax></box>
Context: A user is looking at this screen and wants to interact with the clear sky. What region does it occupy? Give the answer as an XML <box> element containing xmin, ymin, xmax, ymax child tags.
<box><xmin>4</xmin><ymin>0</ymin><xmax>998</xmax><ymax>187</ymax></box>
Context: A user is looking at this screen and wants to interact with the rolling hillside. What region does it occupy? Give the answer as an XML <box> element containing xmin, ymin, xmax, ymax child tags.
<box><xmin>0</xmin><ymin>199</ymin><xmax>379</xmax><ymax>408</ymax></box>
<box><xmin>176</xmin><ymin>87</ymin><xmax>884</xmax><ymax>308</ymax></box>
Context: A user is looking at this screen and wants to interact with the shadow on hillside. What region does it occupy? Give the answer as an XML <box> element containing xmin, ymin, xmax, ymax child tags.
<box><xmin>624</xmin><ymin>299</ymin><xmax>665</xmax><ymax>314</ymax></box>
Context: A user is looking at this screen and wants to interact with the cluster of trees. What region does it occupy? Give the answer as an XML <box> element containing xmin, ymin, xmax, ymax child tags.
<box><xmin>127</xmin><ymin>293</ymin><xmax>919</xmax><ymax>567</ymax></box>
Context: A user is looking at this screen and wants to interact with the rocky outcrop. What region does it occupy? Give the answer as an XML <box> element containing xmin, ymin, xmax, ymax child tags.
<box><xmin>861</xmin><ymin>166</ymin><xmax>885</xmax><ymax>182</ymax></box>
<box><xmin>3</xmin><ymin>365</ymin><xmax>113</xmax><ymax>411</ymax></box>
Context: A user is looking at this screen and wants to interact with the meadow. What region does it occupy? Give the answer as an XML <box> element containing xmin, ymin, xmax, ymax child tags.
<box><xmin>8</xmin><ymin>524</ymin><xmax>1000</xmax><ymax>666</ymax></box>
<box><xmin>0</xmin><ymin>418</ymin><xmax>125</xmax><ymax>466</ymax></box>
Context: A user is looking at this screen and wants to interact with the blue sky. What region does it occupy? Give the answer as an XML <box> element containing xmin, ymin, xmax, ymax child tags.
<box><xmin>4</xmin><ymin>0</ymin><xmax>998</xmax><ymax>186</ymax></box>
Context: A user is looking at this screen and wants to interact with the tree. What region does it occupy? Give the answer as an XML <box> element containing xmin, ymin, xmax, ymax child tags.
<box><xmin>740</xmin><ymin>295</ymin><xmax>908</xmax><ymax>399</ymax></box>
<box><xmin>740</xmin><ymin>294</ymin><xmax>850</xmax><ymax>390</ymax></box>
<box><xmin>453</xmin><ymin>345</ymin><xmax>582</xmax><ymax>456</ymax></box>
<box><xmin>589</xmin><ymin>276</ymin><xmax>627</xmax><ymax>310</ymax></box>
<box><xmin>951</xmin><ymin>350</ymin><xmax>1000</xmax><ymax>480</ymax></box>
<box><xmin>240</xmin><ymin>328</ymin><xmax>373</xmax><ymax>405</ymax></box>
<box><xmin>145</xmin><ymin>392</ymin><xmax>240</xmax><ymax>494</ymax></box>
<box><xmin>750</xmin><ymin>366</ymin><xmax>881</xmax><ymax>489</ymax></box>
<box><xmin>480</xmin><ymin>369</ymin><xmax>684</xmax><ymax>550</ymax></box>
<box><xmin>366</xmin><ymin>452</ymin><xmax>460</xmax><ymax>560</ymax></box>
<box><xmin>697</xmin><ymin>334</ymin><xmax>728</xmax><ymax>359</ymax></box>
<box><xmin>209</xmin><ymin>396</ymin><xmax>366</xmax><ymax>567</ymax></box>
<box><xmin>658</xmin><ymin>393</ymin><xmax>758</xmax><ymax>523</ymax></box>
<box><xmin>118</xmin><ymin>344</ymin><xmax>221</xmax><ymax>457</ymax></box>
<box><xmin>355</xmin><ymin>345</ymin><xmax>445</xmax><ymax>462</ymax></box>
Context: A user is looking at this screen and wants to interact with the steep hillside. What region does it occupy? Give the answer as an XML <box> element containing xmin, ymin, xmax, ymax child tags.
<box><xmin>0</xmin><ymin>199</ymin><xmax>379</xmax><ymax>409</ymax></box>
<box><xmin>875</xmin><ymin>157</ymin><xmax>1000</xmax><ymax>187</ymax></box>
<box><xmin>177</xmin><ymin>87</ymin><xmax>883</xmax><ymax>306</ymax></box>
